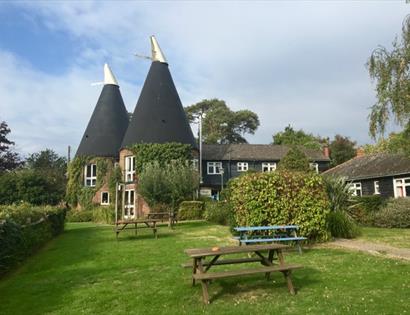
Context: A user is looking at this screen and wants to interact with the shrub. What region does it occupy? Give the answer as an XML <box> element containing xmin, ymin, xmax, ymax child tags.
<box><xmin>277</xmin><ymin>146</ymin><xmax>310</xmax><ymax>172</ymax></box>
<box><xmin>93</xmin><ymin>206</ymin><xmax>115</xmax><ymax>224</ymax></box>
<box><xmin>349</xmin><ymin>195</ymin><xmax>386</xmax><ymax>225</ymax></box>
<box><xmin>323</xmin><ymin>176</ymin><xmax>353</xmax><ymax>213</ymax></box>
<box><xmin>327</xmin><ymin>211</ymin><xmax>361</xmax><ymax>239</ymax></box>
<box><xmin>178</xmin><ymin>201</ymin><xmax>204</xmax><ymax>220</ymax></box>
<box><xmin>203</xmin><ymin>201</ymin><xmax>235</xmax><ymax>226</ymax></box>
<box><xmin>373</xmin><ymin>198</ymin><xmax>410</xmax><ymax>228</ymax></box>
<box><xmin>66</xmin><ymin>209</ymin><xmax>93</xmax><ymax>222</ymax></box>
<box><xmin>227</xmin><ymin>171</ymin><xmax>330</xmax><ymax>241</ymax></box>
<box><xmin>0</xmin><ymin>204</ymin><xmax>66</xmax><ymax>276</ymax></box>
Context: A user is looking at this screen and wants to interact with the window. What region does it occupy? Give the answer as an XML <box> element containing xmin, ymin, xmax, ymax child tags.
<box><xmin>124</xmin><ymin>189</ymin><xmax>135</xmax><ymax>219</ymax></box>
<box><xmin>374</xmin><ymin>181</ymin><xmax>380</xmax><ymax>195</ymax></box>
<box><xmin>394</xmin><ymin>178</ymin><xmax>410</xmax><ymax>198</ymax></box>
<box><xmin>84</xmin><ymin>164</ymin><xmax>97</xmax><ymax>187</ymax></box>
<box><xmin>349</xmin><ymin>182</ymin><xmax>362</xmax><ymax>196</ymax></box>
<box><xmin>309</xmin><ymin>163</ymin><xmax>319</xmax><ymax>173</ymax></box>
<box><xmin>262</xmin><ymin>162</ymin><xmax>276</xmax><ymax>172</ymax></box>
<box><xmin>207</xmin><ymin>162</ymin><xmax>222</xmax><ymax>175</ymax></box>
<box><xmin>237</xmin><ymin>162</ymin><xmax>248</xmax><ymax>172</ymax></box>
<box><xmin>125</xmin><ymin>156</ymin><xmax>135</xmax><ymax>182</ymax></box>
<box><xmin>191</xmin><ymin>159</ymin><xmax>199</xmax><ymax>171</ymax></box>
<box><xmin>101</xmin><ymin>192</ymin><xmax>110</xmax><ymax>205</ymax></box>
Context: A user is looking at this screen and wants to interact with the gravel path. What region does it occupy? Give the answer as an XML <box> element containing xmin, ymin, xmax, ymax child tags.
<box><xmin>320</xmin><ymin>239</ymin><xmax>410</xmax><ymax>261</ymax></box>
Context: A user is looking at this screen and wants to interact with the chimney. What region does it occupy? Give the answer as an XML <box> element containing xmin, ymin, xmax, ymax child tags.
<box><xmin>323</xmin><ymin>146</ymin><xmax>330</xmax><ymax>158</ymax></box>
<box><xmin>356</xmin><ymin>147</ymin><xmax>365</xmax><ymax>157</ymax></box>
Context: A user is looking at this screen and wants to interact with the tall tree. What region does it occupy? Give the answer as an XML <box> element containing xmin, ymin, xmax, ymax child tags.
<box><xmin>185</xmin><ymin>99</ymin><xmax>259</xmax><ymax>144</ymax></box>
<box><xmin>367</xmin><ymin>15</ymin><xmax>410</xmax><ymax>138</ymax></box>
<box><xmin>363</xmin><ymin>125</ymin><xmax>410</xmax><ymax>156</ymax></box>
<box><xmin>272</xmin><ymin>125</ymin><xmax>326</xmax><ymax>150</ymax></box>
<box><xmin>329</xmin><ymin>135</ymin><xmax>357</xmax><ymax>167</ymax></box>
<box><xmin>277</xmin><ymin>146</ymin><xmax>311</xmax><ymax>172</ymax></box>
<box><xmin>0</xmin><ymin>121</ymin><xmax>21</xmax><ymax>172</ymax></box>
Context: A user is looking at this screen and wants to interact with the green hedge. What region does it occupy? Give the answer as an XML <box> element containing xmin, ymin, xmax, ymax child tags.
<box><xmin>373</xmin><ymin>198</ymin><xmax>410</xmax><ymax>228</ymax></box>
<box><xmin>178</xmin><ymin>201</ymin><xmax>204</xmax><ymax>220</ymax></box>
<box><xmin>66</xmin><ymin>206</ymin><xmax>114</xmax><ymax>224</ymax></box>
<box><xmin>0</xmin><ymin>204</ymin><xmax>66</xmax><ymax>276</ymax></box>
<box><xmin>204</xmin><ymin>201</ymin><xmax>235</xmax><ymax>226</ymax></box>
<box><xmin>227</xmin><ymin>171</ymin><xmax>330</xmax><ymax>241</ymax></box>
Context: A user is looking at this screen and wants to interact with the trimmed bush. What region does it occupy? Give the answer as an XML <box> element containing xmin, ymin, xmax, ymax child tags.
<box><xmin>327</xmin><ymin>211</ymin><xmax>361</xmax><ymax>239</ymax></box>
<box><xmin>203</xmin><ymin>201</ymin><xmax>235</xmax><ymax>226</ymax></box>
<box><xmin>373</xmin><ymin>198</ymin><xmax>410</xmax><ymax>228</ymax></box>
<box><xmin>0</xmin><ymin>204</ymin><xmax>66</xmax><ymax>276</ymax></box>
<box><xmin>227</xmin><ymin>171</ymin><xmax>330</xmax><ymax>241</ymax></box>
<box><xmin>178</xmin><ymin>201</ymin><xmax>204</xmax><ymax>220</ymax></box>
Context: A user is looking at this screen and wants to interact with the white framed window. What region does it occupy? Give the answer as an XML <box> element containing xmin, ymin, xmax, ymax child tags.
<box><xmin>101</xmin><ymin>192</ymin><xmax>110</xmax><ymax>205</ymax></box>
<box><xmin>374</xmin><ymin>181</ymin><xmax>380</xmax><ymax>195</ymax></box>
<box><xmin>207</xmin><ymin>162</ymin><xmax>222</xmax><ymax>175</ymax></box>
<box><xmin>191</xmin><ymin>159</ymin><xmax>199</xmax><ymax>171</ymax></box>
<box><xmin>124</xmin><ymin>189</ymin><xmax>135</xmax><ymax>219</ymax></box>
<box><xmin>262</xmin><ymin>162</ymin><xmax>276</xmax><ymax>172</ymax></box>
<box><xmin>84</xmin><ymin>164</ymin><xmax>97</xmax><ymax>187</ymax></box>
<box><xmin>309</xmin><ymin>162</ymin><xmax>319</xmax><ymax>173</ymax></box>
<box><xmin>393</xmin><ymin>177</ymin><xmax>410</xmax><ymax>198</ymax></box>
<box><xmin>349</xmin><ymin>182</ymin><xmax>362</xmax><ymax>197</ymax></box>
<box><xmin>125</xmin><ymin>156</ymin><xmax>135</xmax><ymax>182</ymax></box>
<box><xmin>237</xmin><ymin>162</ymin><xmax>248</xmax><ymax>172</ymax></box>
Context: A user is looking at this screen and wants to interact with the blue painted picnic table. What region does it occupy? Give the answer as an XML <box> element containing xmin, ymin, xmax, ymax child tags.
<box><xmin>233</xmin><ymin>225</ymin><xmax>307</xmax><ymax>254</ymax></box>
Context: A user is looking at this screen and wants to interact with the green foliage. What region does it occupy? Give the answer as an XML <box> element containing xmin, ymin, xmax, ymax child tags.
<box><xmin>92</xmin><ymin>206</ymin><xmax>115</xmax><ymax>224</ymax></box>
<box><xmin>138</xmin><ymin>161</ymin><xmax>199</xmax><ymax>211</ymax></box>
<box><xmin>0</xmin><ymin>204</ymin><xmax>66</xmax><ymax>275</ymax></box>
<box><xmin>329</xmin><ymin>135</ymin><xmax>356</xmax><ymax>167</ymax></box>
<box><xmin>323</xmin><ymin>176</ymin><xmax>353</xmax><ymax>213</ymax></box>
<box><xmin>227</xmin><ymin>171</ymin><xmax>330</xmax><ymax>241</ymax></box>
<box><xmin>373</xmin><ymin>198</ymin><xmax>410</xmax><ymax>228</ymax></box>
<box><xmin>0</xmin><ymin>120</ymin><xmax>22</xmax><ymax>172</ymax></box>
<box><xmin>66</xmin><ymin>156</ymin><xmax>117</xmax><ymax>208</ymax></box>
<box><xmin>363</xmin><ymin>125</ymin><xmax>410</xmax><ymax>156</ymax></box>
<box><xmin>178</xmin><ymin>201</ymin><xmax>204</xmax><ymax>220</ymax></box>
<box><xmin>65</xmin><ymin>209</ymin><xmax>93</xmax><ymax>222</ymax></box>
<box><xmin>272</xmin><ymin>125</ymin><xmax>325</xmax><ymax>150</ymax></box>
<box><xmin>348</xmin><ymin>195</ymin><xmax>386</xmax><ymax>225</ymax></box>
<box><xmin>185</xmin><ymin>98</ymin><xmax>260</xmax><ymax>144</ymax></box>
<box><xmin>203</xmin><ymin>201</ymin><xmax>235</xmax><ymax>226</ymax></box>
<box><xmin>277</xmin><ymin>146</ymin><xmax>311</xmax><ymax>172</ymax></box>
<box><xmin>367</xmin><ymin>15</ymin><xmax>410</xmax><ymax>138</ymax></box>
<box><xmin>327</xmin><ymin>211</ymin><xmax>361</xmax><ymax>239</ymax></box>
<box><xmin>0</xmin><ymin>170</ymin><xmax>64</xmax><ymax>205</ymax></box>
<box><xmin>129</xmin><ymin>142</ymin><xmax>193</xmax><ymax>174</ymax></box>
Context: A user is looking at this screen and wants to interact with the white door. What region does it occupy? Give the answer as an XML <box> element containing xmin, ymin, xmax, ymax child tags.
<box><xmin>124</xmin><ymin>190</ymin><xmax>135</xmax><ymax>219</ymax></box>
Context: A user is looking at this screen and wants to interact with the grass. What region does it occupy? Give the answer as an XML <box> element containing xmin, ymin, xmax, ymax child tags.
<box><xmin>0</xmin><ymin>221</ymin><xmax>409</xmax><ymax>315</ymax></box>
<box><xmin>359</xmin><ymin>227</ymin><xmax>410</xmax><ymax>248</ymax></box>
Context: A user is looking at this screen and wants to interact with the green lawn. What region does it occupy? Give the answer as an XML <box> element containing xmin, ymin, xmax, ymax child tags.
<box><xmin>0</xmin><ymin>222</ymin><xmax>409</xmax><ymax>315</ymax></box>
<box><xmin>359</xmin><ymin>227</ymin><xmax>410</xmax><ymax>248</ymax></box>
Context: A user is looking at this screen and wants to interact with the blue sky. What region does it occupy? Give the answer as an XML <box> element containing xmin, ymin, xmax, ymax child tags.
<box><xmin>0</xmin><ymin>1</ymin><xmax>409</xmax><ymax>157</ymax></box>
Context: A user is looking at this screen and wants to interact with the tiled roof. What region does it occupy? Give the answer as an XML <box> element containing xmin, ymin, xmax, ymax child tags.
<box><xmin>202</xmin><ymin>144</ymin><xmax>329</xmax><ymax>161</ymax></box>
<box><xmin>323</xmin><ymin>153</ymin><xmax>410</xmax><ymax>180</ymax></box>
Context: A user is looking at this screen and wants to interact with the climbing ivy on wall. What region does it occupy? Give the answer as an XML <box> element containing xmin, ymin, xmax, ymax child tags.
<box><xmin>129</xmin><ymin>142</ymin><xmax>194</xmax><ymax>173</ymax></box>
<box><xmin>66</xmin><ymin>156</ymin><xmax>119</xmax><ymax>209</ymax></box>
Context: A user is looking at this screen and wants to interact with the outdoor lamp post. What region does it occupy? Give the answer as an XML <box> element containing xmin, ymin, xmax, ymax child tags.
<box><xmin>219</xmin><ymin>168</ymin><xmax>224</xmax><ymax>199</ymax></box>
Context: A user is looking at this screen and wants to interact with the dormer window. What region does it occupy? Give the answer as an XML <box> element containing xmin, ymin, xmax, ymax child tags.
<box><xmin>84</xmin><ymin>164</ymin><xmax>97</xmax><ymax>187</ymax></box>
<box><xmin>125</xmin><ymin>156</ymin><xmax>135</xmax><ymax>182</ymax></box>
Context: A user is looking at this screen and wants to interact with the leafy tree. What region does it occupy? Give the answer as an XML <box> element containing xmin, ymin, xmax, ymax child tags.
<box><xmin>367</xmin><ymin>15</ymin><xmax>410</xmax><ymax>138</ymax></box>
<box><xmin>0</xmin><ymin>121</ymin><xmax>22</xmax><ymax>172</ymax></box>
<box><xmin>138</xmin><ymin>162</ymin><xmax>199</xmax><ymax>211</ymax></box>
<box><xmin>272</xmin><ymin>125</ymin><xmax>325</xmax><ymax>150</ymax></box>
<box><xmin>329</xmin><ymin>135</ymin><xmax>356</xmax><ymax>167</ymax></box>
<box><xmin>363</xmin><ymin>126</ymin><xmax>410</xmax><ymax>156</ymax></box>
<box><xmin>185</xmin><ymin>98</ymin><xmax>259</xmax><ymax>144</ymax></box>
<box><xmin>277</xmin><ymin>146</ymin><xmax>311</xmax><ymax>172</ymax></box>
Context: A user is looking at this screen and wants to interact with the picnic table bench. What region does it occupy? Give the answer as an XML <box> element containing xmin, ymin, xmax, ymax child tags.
<box><xmin>147</xmin><ymin>212</ymin><xmax>177</xmax><ymax>227</ymax></box>
<box><xmin>115</xmin><ymin>219</ymin><xmax>158</xmax><ymax>239</ymax></box>
<box><xmin>184</xmin><ymin>243</ymin><xmax>302</xmax><ymax>304</ymax></box>
<box><xmin>234</xmin><ymin>225</ymin><xmax>307</xmax><ymax>254</ymax></box>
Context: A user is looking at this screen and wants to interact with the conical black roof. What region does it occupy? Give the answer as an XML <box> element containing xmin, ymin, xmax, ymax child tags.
<box><xmin>76</xmin><ymin>84</ymin><xmax>129</xmax><ymax>158</ymax></box>
<box><xmin>121</xmin><ymin>61</ymin><xmax>196</xmax><ymax>149</ymax></box>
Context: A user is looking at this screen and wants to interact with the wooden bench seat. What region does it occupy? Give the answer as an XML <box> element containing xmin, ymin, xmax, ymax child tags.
<box><xmin>181</xmin><ymin>257</ymin><xmax>264</xmax><ymax>268</ymax></box>
<box><xmin>239</xmin><ymin>237</ymin><xmax>307</xmax><ymax>243</ymax></box>
<box><xmin>193</xmin><ymin>264</ymin><xmax>303</xmax><ymax>281</ymax></box>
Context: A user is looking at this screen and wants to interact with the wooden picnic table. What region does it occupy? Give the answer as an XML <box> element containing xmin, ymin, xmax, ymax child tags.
<box><xmin>115</xmin><ymin>219</ymin><xmax>159</xmax><ymax>239</ymax></box>
<box><xmin>184</xmin><ymin>243</ymin><xmax>302</xmax><ymax>304</ymax></box>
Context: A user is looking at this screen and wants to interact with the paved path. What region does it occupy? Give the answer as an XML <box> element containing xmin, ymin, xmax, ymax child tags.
<box><xmin>320</xmin><ymin>239</ymin><xmax>410</xmax><ymax>261</ymax></box>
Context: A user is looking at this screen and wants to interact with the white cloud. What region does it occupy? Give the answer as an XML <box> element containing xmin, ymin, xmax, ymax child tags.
<box><xmin>1</xmin><ymin>1</ymin><xmax>409</xmax><ymax>157</ymax></box>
